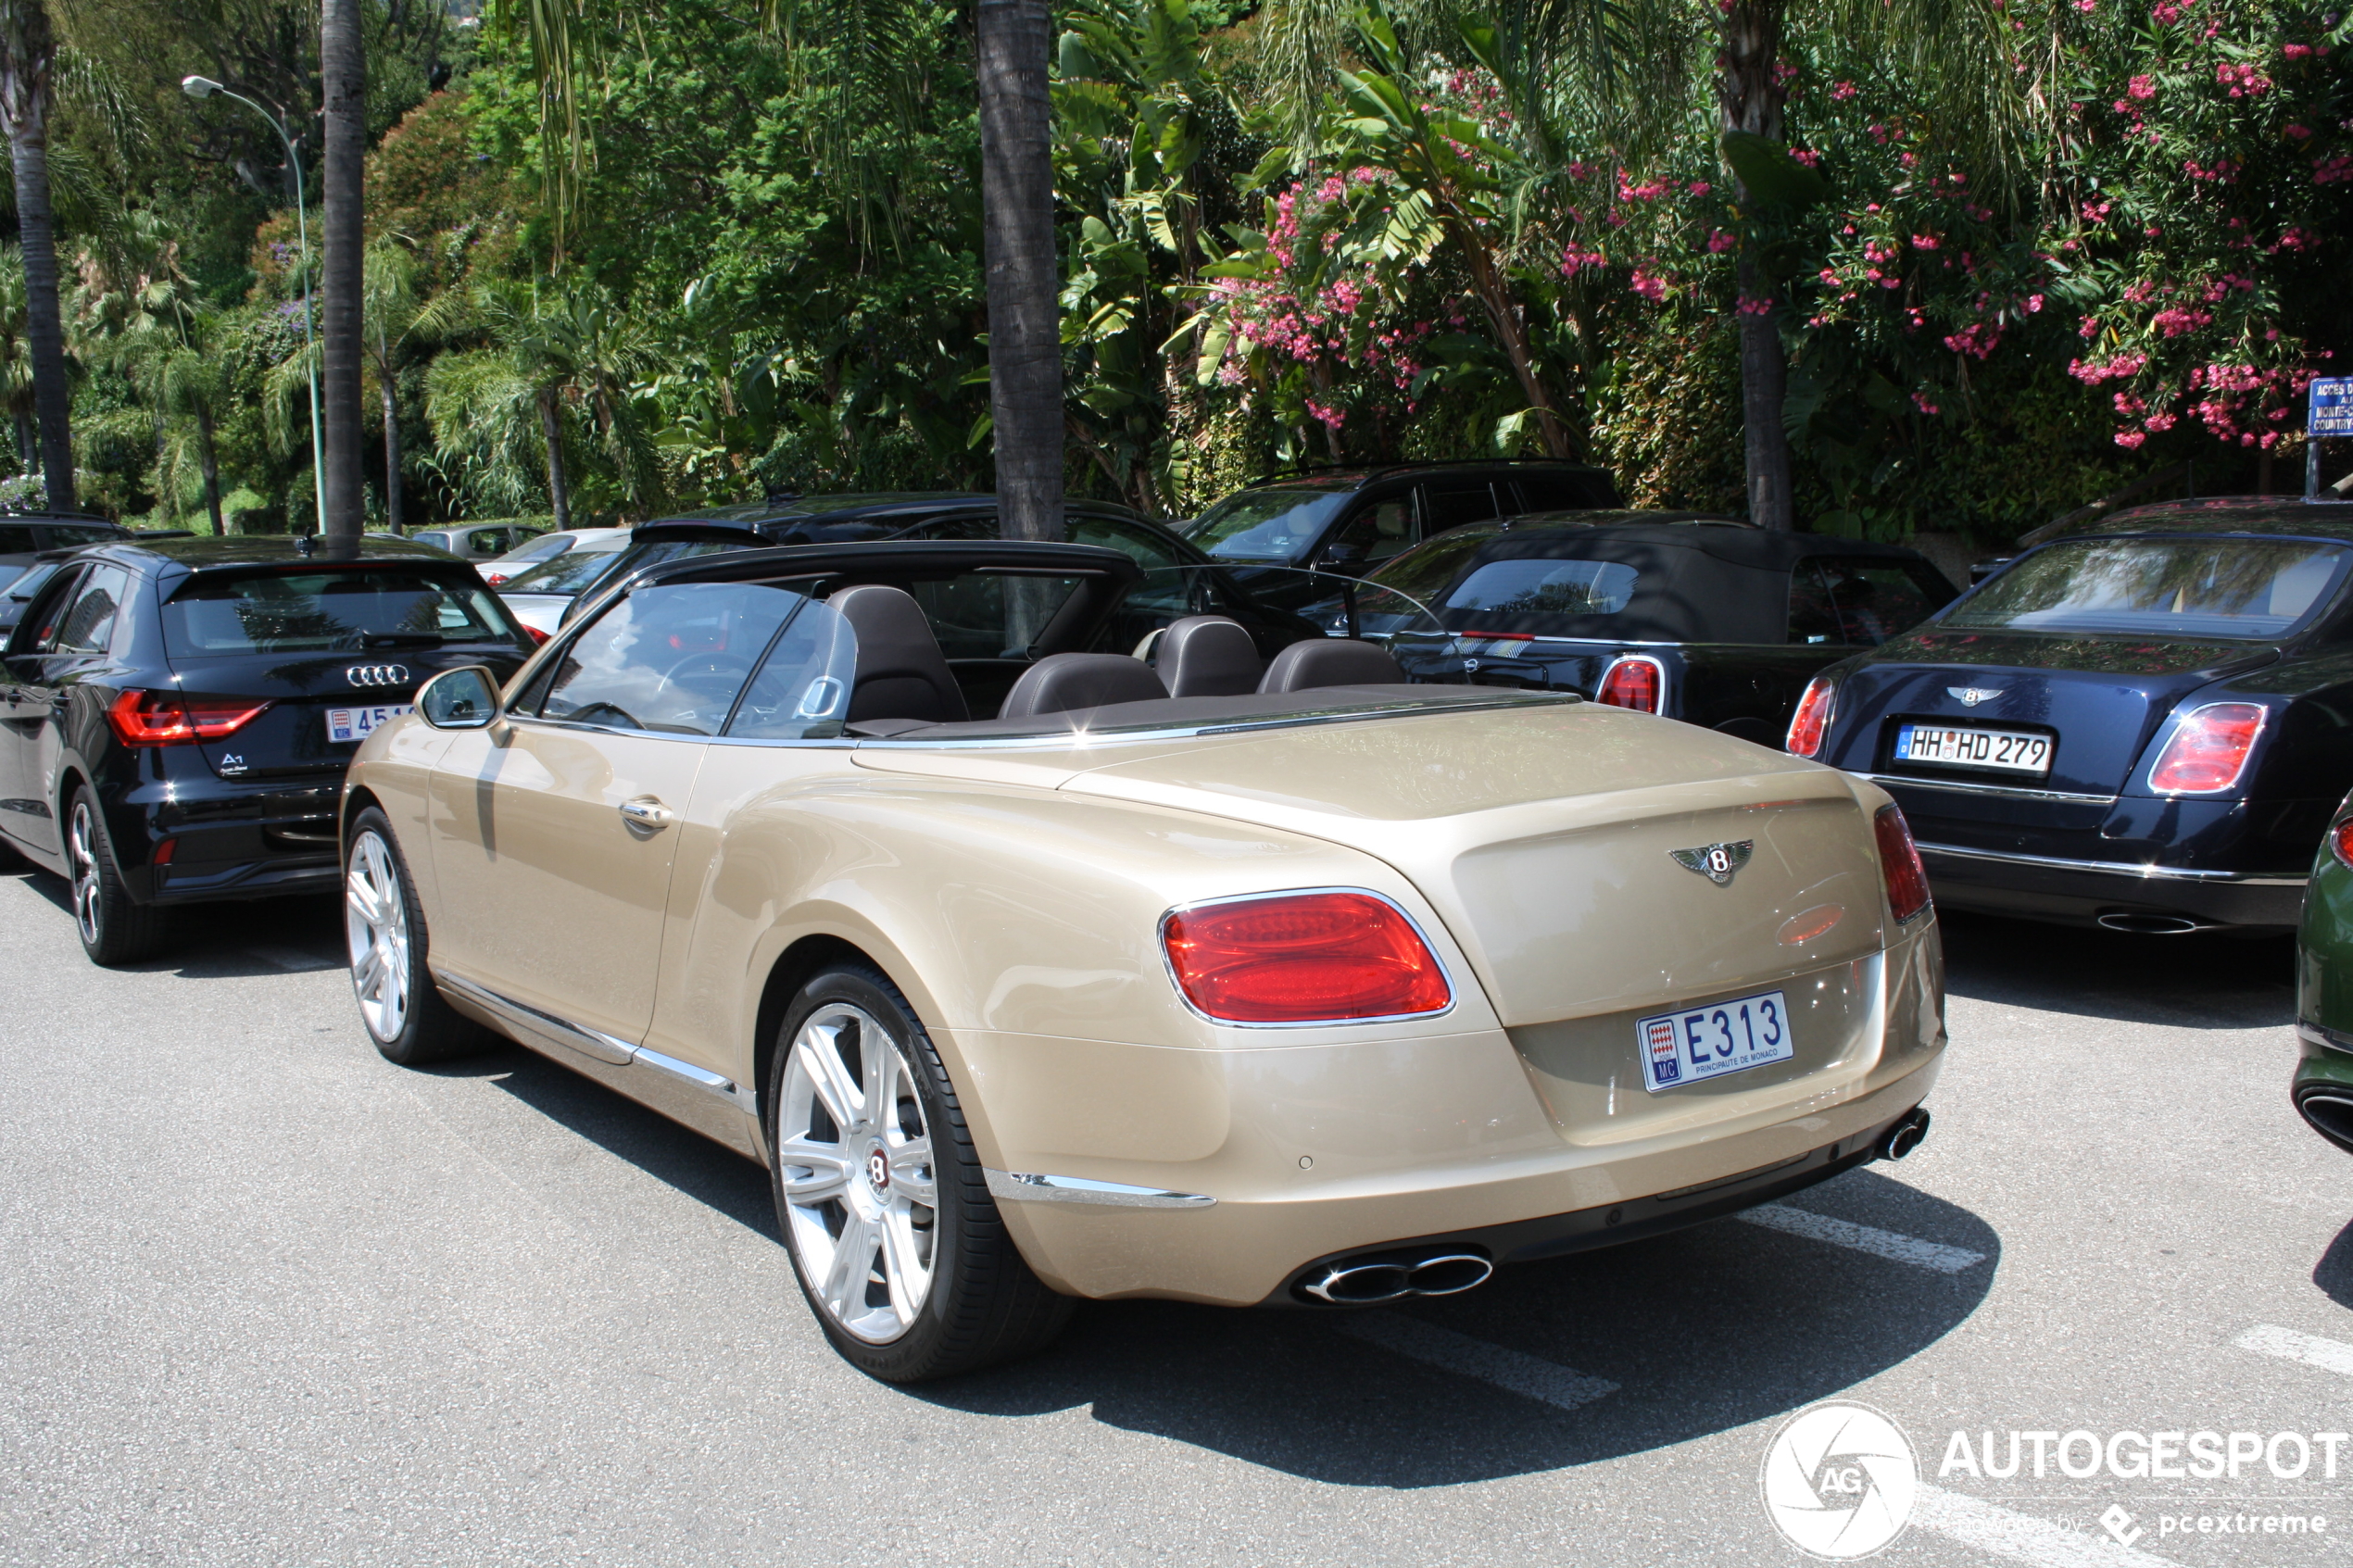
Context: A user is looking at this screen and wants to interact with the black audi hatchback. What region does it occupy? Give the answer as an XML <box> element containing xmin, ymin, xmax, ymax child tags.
<box><xmin>0</xmin><ymin>535</ymin><xmax>536</xmax><ymax>963</ymax></box>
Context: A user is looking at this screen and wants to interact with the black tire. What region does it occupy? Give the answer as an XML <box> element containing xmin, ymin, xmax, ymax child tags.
<box><xmin>64</xmin><ymin>783</ymin><xmax>165</xmax><ymax>966</ymax></box>
<box><xmin>768</xmin><ymin>962</ymin><xmax>1072</xmax><ymax>1381</ymax></box>
<box><xmin>343</xmin><ymin>807</ymin><xmax>490</xmax><ymax>1065</ymax></box>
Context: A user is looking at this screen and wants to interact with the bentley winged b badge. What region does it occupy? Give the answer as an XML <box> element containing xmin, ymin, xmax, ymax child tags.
<box><xmin>1670</xmin><ymin>840</ymin><xmax>1754</xmax><ymax>885</ymax></box>
<box><xmin>1948</xmin><ymin>686</ymin><xmax>2003</xmax><ymax>707</ymax></box>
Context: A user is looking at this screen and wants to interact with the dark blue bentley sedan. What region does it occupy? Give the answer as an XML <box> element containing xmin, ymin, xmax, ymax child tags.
<box><xmin>1789</xmin><ymin>497</ymin><xmax>2353</xmax><ymax>934</ymax></box>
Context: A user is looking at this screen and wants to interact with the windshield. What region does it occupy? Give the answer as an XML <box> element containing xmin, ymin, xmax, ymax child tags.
<box><xmin>502</xmin><ymin>538</ymin><xmax>636</xmax><ymax>595</ymax></box>
<box><xmin>162</xmin><ymin>570</ymin><xmax>528</xmax><ymax>656</ymax></box>
<box><xmin>1946</xmin><ymin>537</ymin><xmax>2352</xmax><ymax>640</ymax></box>
<box><xmin>1185</xmin><ymin>486</ymin><xmax>1351</xmax><ymax>562</ymax></box>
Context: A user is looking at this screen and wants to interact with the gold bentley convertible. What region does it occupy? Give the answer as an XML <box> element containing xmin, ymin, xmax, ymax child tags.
<box><xmin>339</xmin><ymin>540</ymin><xmax>1947</xmax><ymax>1381</ymax></box>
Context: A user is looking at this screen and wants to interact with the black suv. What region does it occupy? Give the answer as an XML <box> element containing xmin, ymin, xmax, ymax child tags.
<box><xmin>1183</xmin><ymin>461</ymin><xmax>1620</xmax><ymax>574</ymax></box>
<box><xmin>0</xmin><ymin>535</ymin><xmax>537</xmax><ymax>963</ymax></box>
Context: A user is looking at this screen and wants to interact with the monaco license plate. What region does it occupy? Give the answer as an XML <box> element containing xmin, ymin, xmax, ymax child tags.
<box><xmin>1638</xmin><ymin>990</ymin><xmax>1793</xmax><ymax>1093</ymax></box>
<box><xmin>326</xmin><ymin>704</ymin><xmax>411</xmax><ymax>744</ymax></box>
<box><xmin>1894</xmin><ymin>722</ymin><xmax>2052</xmax><ymax>776</ymax></box>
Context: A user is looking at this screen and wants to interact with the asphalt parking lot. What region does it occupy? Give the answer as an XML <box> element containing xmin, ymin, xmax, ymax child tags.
<box><xmin>2</xmin><ymin>859</ymin><xmax>2347</xmax><ymax>1567</ymax></box>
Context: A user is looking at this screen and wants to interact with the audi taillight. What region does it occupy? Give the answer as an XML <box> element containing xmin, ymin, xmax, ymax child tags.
<box><xmin>2146</xmin><ymin>702</ymin><xmax>2266</xmax><ymax>795</ymax></box>
<box><xmin>1874</xmin><ymin>804</ymin><xmax>1932</xmax><ymax>924</ymax></box>
<box><xmin>1596</xmin><ymin>656</ymin><xmax>1663</xmax><ymax>713</ymax></box>
<box><xmin>1786</xmin><ymin>676</ymin><xmax>1836</xmax><ymax>758</ymax></box>
<box><xmin>106</xmin><ymin>689</ymin><xmax>271</xmax><ymax>746</ymax></box>
<box><xmin>1161</xmin><ymin>891</ymin><xmax>1452</xmax><ymax>1023</ymax></box>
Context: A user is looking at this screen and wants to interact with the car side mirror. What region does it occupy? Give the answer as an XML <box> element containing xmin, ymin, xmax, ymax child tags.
<box><xmin>417</xmin><ymin>666</ymin><xmax>504</xmax><ymax>730</ymax></box>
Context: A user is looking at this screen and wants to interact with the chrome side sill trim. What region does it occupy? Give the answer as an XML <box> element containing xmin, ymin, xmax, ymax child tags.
<box><xmin>632</xmin><ymin>1044</ymin><xmax>757</xmax><ymax>1111</ymax></box>
<box><xmin>2298</xmin><ymin>1021</ymin><xmax>2353</xmax><ymax>1055</ymax></box>
<box><xmin>985</xmin><ymin>1170</ymin><xmax>1214</xmax><ymax>1209</ymax></box>
<box><xmin>1856</xmin><ymin>771</ymin><xmax>2119</xmax><ymax>806</ymax></box>
<box><xmin>434</xmin><ymin>968</ymin><xmax>637</xmax><ymax>1064</ymax></box>
<box><xmin>1915</xmin><ymin>841</ymin><xmax>2309</xmax><ymax>885</ymax></box>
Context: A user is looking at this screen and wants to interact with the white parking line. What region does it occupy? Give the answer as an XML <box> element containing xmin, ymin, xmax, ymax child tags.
<box><xmin>1915</xmin><ymin>1484</ymin><xmax>2184</xmax><ymax>1566</ymax></box>
<box><xmin>2234</xmin><ymin>1323</ymin><xmax>2353</xmax><ymax>1377</ymax></box>
<box><xmin>1738</xmin><ymin>1201</ymin><xmax>1988</xmax><ymax>1273</ymax></box>
<box><xmin>1336</xmin><ymin>1311</ymin><xmax>1619</xmax><ymax>1411</ymax></box>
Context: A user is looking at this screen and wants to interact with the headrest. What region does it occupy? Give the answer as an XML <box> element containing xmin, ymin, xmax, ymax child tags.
<box><xmin>1156</xmin><ymin>615</ymin><xmax>1262</xmax><ymax>698</ymax></box>
<box><xmin>1256</xmin><ymin>637</ymin><xmax>1407</xmax><ymax>694</ymax></box>
<box><xmin>997</xmin><ymin>653</ymin><xmax>1168</xmax><ymax>719</ymax></box>
<box><xmin>831</xmin><ymin>583</ymin><xmax>970</xmax><ymax>723</ymax></box>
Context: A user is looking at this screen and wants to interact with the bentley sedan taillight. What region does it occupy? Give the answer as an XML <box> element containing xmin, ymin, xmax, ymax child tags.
<box><xmin>1874</xmin><ymin>804</ymin><xmax>1932</xmax><ymax>924</ymax></box>
<box><xmin>106</xmin><ymin>689</ymin><xmax>271</xmax><ymax>746</ymax></box>
<box><xmin>1596</xmin><ymin>655</ymin><xmax>1664</xmax><ymax>713</ymax></box>
<box><xmin>2146</xmin><ymin>702</ymin><xmax>2267</xmax><ymax>794</ymax></box>
<box><xmin>1786</xmin><ymin>676</ymin><xmax>1836</xmax><ymax>758</ymax></box>
<box><xmin>1161</xmin><ymin>891</ymin><xmax>1452</xmax><ymax>1023</ymax></box>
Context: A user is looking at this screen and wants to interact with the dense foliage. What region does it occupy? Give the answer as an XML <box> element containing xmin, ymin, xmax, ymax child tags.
<box><xmin>19</xmin><ymin>0</ymin><xmax>2353</xmax><ymax>547</ymax></box>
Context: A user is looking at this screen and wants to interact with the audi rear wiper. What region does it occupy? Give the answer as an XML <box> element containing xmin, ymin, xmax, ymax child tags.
<box><xmin>360</xmin><ymin>632</ymin><xmax>446</xmax><ymax>648</ymax></box>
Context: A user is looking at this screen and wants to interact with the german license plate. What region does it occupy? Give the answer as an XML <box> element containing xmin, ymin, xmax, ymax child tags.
<box><xmin>1895</xmin><ymin>722</ymin><xmax>2052</xmax><ymax>775</ymax></box>
<box><xmin>326</xmin><ymin>705</ymin><xmax>411</xmax><ymax>744</ymax></box>
<box><xmin>1638</xmin><ymin>990</ymin><xmax>1793</xmax><ymax>1093</ymax></box>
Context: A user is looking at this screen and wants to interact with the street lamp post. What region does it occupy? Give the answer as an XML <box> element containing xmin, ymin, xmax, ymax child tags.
<box><xmin>182</xmin><ymin>75</ymin><xmax>327</xmax><ymax>535</ymax></box>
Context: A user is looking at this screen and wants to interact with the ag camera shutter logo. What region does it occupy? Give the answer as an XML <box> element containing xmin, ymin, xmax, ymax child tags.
<box><xmin>1761</xmin><ymin>1401</ymin><xmax>1919</xmax><ymax>1559</ymax></box>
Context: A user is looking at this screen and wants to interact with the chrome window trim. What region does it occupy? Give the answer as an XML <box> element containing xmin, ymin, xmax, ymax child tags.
<box><xmin>1857</xmin><ymin>771</ymin><xmax>2119</xmax><ymax>806</ymax></box>
<box><xmin>984</xmin><ymin>1170</ymin><xmax>1214</xmax><ymax>1209</ymax></box>
<box><xmin>1155</xmin><ymin>885</ymin><xmax>1459</xmax><ymax>1030</ymax></box>
<box><xmin>857</xmin><ymin>694</ymin><xmax>1578</xmax><ymax>753</ymax></box>
<box><xmin>1914</xmin><ymin>840</ymin><xmax>2308</xmax><ymax>885</ymax></box>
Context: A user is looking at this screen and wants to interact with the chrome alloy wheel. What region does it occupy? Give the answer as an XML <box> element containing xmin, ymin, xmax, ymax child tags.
<box><xmin>344</xmin><ymin>831</ymin><xmax>411</xmax><ymax>1043</ymax></box>
<box><xmin>776</xmin><ymin>1002</ymin><xmax>938</xmax><ymax>1342</ymax></box>
<box><xmin>66</xmin><ymin>799</ymin><xmax>101</xmax><ymax>945</ymax></box>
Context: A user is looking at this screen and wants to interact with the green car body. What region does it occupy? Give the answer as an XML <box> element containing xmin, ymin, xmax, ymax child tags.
<box><xmin>2295</xmin><ymin>802</ymin><xmax>2353</xmax><ymax>1152</ymax></box>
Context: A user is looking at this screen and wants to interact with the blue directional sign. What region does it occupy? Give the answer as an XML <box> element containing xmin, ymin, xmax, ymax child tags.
<box><xmin>2314</xmin><ymin>377</ymin><xmax>2353</xmax><ymax>437</ymax></box>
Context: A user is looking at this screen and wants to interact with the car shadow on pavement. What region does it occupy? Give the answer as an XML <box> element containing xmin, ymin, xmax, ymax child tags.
<box><xmin>2310</xmin><ymin>1220</ymin><xmax>2353</xmax><ymax>1309</ymax></box>
<box><xmin>1940</xmin><ymin>909</ymin><xmax>2295</xmax><ymax>1031</ymax></box>
<box><xmin>912</xmin><ymin>1167</ymin><xmax>1997</xmax><ymax>1486</ymax></box>
<box><xmin>9</xmin><ymin>871</ymin><xmax>347</xmax><ymax>977</ymax></box>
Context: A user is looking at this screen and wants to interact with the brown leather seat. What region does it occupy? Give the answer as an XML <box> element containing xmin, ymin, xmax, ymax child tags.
<box><xmin>1156</xmin><ymin>615</ymin><xmax>1263</xmax><ymax>697</ymax></box>
<box><xmin>998</xmin><ymin>653</ymin><xmax>1168</xmax><ymax>719</ymax></box>
<box><xmin>1256</xmin><ymin>637</ymin><xmax>1407</xmax><ymax>693</ymax></box>
<box><xmin>831</xmin><ymin>583</ymin><xmax>970</xmax><ymax>722</ymax></box>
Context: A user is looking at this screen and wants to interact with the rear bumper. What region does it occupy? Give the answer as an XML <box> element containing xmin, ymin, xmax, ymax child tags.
<box><xmin>111</xmin><ymin>767</ymin><xmax>345</xmax><ymax>906</ymax></box>
<box><xmin>1918</xmin><ymin>840</ymin><xmax>2306</xmax><ymax>930</ymax></box>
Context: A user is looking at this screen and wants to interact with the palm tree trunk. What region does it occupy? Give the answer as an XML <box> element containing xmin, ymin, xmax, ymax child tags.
<box><xmin>378</xmin><ymin>339</ymin><xmax>404</xmax><ymax>534</ymax></box>
<box><xmin>538</xmin><ymin>385</ymin><xmax>571</xmax><ymax>531</ymax></box>
<box><xmin>195</xmin><ymin>404</ymin><xmax>224</xmax><ymax>537</ymax></box>
<box><xmin>13</xmin><ymin>410</ymin><xmax>31</xmax><ymax>470</ymax></box>
<box><xmin>975</xmin><ymin>0</ymin><xmax>1062</xmax><ymax>544</ymax></box>
<box><xmin>0</xmin><ymin>2</ymin><xmax>71</xmax><ymax>513</ymax></box>
<box><xmin>1719</xmin><ymin>0</ymin><xmax>1795</xmax><ymax>531</ymax></box>
<box><xmin>320</xmin><ymin>0</ymin><xmax>367</xmax><ymax>540</ymax></box>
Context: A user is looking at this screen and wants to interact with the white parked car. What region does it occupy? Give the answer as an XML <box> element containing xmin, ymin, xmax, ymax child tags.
<box><xmin>409</xmin><ymin>521</ymin><xmax>547</xmax><ymax>562</ymax></box>
<box><xmin>481</xmin><ymin>526</ymin><xmax>624</xmax><ymax>586</ymax></box>
<box><xmin>493</xmin><ymin>530</ymin><xmax>638</xmax><ymax>636</ymax></box>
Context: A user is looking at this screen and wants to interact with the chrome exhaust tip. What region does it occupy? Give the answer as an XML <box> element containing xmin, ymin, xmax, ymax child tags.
<box><xmin>1876</xmin><ymin>1106</ymin><xmax>1931</xmax><ymax>1161</ymax></box>
<box><xmin>2095</xmin><ymin>911</ymin><xmax>2210</xmax><ymax>935</ymax></box>
<box><xmin>1300</xmin><ymin>1248</ymin><xmax>1495</xmax><ymax>1304</ymax></box>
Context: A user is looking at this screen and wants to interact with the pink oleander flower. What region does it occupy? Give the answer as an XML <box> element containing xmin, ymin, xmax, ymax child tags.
<box><xmin>1831</xmin><ymin>81</ymin><xmax>1858</xmax><ymax>100</ymax></box>
<box><xmin>1709</xmin><ymin>231</ymin><xmax>1736</xmax><ymax>253</ymax></box>
<box><xmin>2115</xmin><ymin>430</ymin><xmax>2148</xmax><ymax>448</ymax></box>
<box><xmin>1913</xmin><ymin>393</ymin><xmax>1941</xmax><ymax>414</ymax></box>
<box><xmin>1790</xmin><ymin>147</ymin><xmax>1822</xmax><ymax>167</ymax></box>
<box><xmin>1912</xmin><ymin>234</ymin><xmax>1940</xmax><ymax>249</ymax></box>
<box><xmin>1688</xmin><ymin>181</ymin><xmax>1712</xmax><ymax>195</ymax></box>
<box><xmin>2129</xmin><ymin>74</ymin><xmax>2158</xmax><ymax>99</ymax></box>
<box><xmin>1629</xmin><ymin>267</ymin><xmax>1668</xmax><ymax>302</ymax></box>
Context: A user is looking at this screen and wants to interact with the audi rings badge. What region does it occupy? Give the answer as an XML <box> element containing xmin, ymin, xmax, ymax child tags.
<box><xmin>346</xmin><ymin>664</ymin><xmax>411</xmax><ymax>688</ymax></box>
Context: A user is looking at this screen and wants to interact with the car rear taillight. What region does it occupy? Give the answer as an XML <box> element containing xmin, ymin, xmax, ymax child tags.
<box><xmin>106</xmin><ymin>689</ymin><xmax>271</xmax><ymax>746</ymax></box>
<box><xmin>1874</xmin><ymin>804</ymin><xmax>1932</xmax><ymax>924</ymax></box>
<box><xmin>522</xmin><ymin>624</ymin><xmax>549</xmax><ymax>646</ymax></box>
<box><xmin>2334</xmin><ymin>819</ymin><xmax>2353</xmax><ymax>871</ymax></box>
<box><xmin>1161</xmin><ymin>891</ymin><xmax>1452</xmax><ymax>1023</ymax></box>
<box><xmin>1596</xmin><ymin>656</ymin><xmax>1663</xmax><ymax>713</ymax></box>
<box><xmin>1786</xmin><ymin>676</ymin><xmax>1836</xmax><ymax>758</ymax></box>
<box><xmin>2146</xmin><ymin>702</ymin><xmax>2266</xmax><ymax>794</ymax></box>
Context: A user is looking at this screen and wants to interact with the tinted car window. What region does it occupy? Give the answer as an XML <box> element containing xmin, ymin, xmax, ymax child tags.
<box><xmin>1788</xmin><ymin>561</ymin><xmax>1843</xmax><ymax>645</ymax></box>
<box><xmin>52</xmin><ymin>564</ymin><xmax>131</xmax><ymax>654</ymax></box>
<box><xmin>1443</xmin><ymin>558</ymin><xmax>1640</xmax><ymax>623</ymax></box>
<box><xmin>1820</xmin><ymin>559</ymin><xmax>1945</xmax><ymax>646</ymax></box>
<box><xmin>537</xmin><ymin>583</ymin><xmax>801</xmax><ymax>735</ymax></box>
<box><xmin>1420</xmin><ymin>481</ymin><xmax>1503</xmax><ymax>533</ymax></box>
<box><xmin>45</xmin><ymin>525</ymin><xmax>126</xmax><ymax>546</ymax></box>
<box><xmin>1366</xmin><ymin>523</ymin><xmax>1507</xmax><ymax>605</ymax></box>
<box><xmin>911</xmin><ymin>575</ymin><xmax>1086</xmax><ymax>659</ymax></box>
<box><xmin>1327</xmin><ymin>496</ymin><xmax>1416</xmax><ymax>567</ymax></box>
<box><xmin>505</xmin><ymin>541</ymin><xmax>635</xmax><ymax>595</ymax></box>
<box><xmin>1186</xmin><ymin>486</ymin><xmax>1350</xmax><ymax>561</ymax></box>
<box><xmin>1512</xmin><ymin>475</ymin><xmax>1601</xmax><ymax>510</ymax></box>
<box><xmin>161</xmin><ymin>570</ymin><xmax>521</xmax><ymax>656</ymax></box>
<box><xmin>1070</xmin><ymin>513</ymin><xmax>1188</xmax><ymax>572</ymax></box>
<box><xmin>0</xmin><ymin>523</ymin><xmax>35</xmax><ymax>552</ymax></box>
<box><xmin>1946</xmin><ymin>538</ymin><xmax>2350</xmax><ymax>641</ymax></box>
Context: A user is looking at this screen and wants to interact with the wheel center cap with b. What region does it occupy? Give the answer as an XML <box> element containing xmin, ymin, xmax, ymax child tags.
<box><xmin>865</xmin><ymin>1145</ymin><xmax>891</xmax><ymax>1195</ymax></box>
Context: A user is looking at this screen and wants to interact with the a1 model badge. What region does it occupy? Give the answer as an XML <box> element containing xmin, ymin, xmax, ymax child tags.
<box><xmin>1670</xmin><ymin>840</ymin><xmax>1754</xmax><ymax>885</ymax></box>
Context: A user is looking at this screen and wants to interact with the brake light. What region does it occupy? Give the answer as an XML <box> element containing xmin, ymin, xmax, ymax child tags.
<box><xmin>1596</xmin><ymin>656</ymin><xmax>1663</xmax><ymax>713</ymax></box>
<box><xmin>1161</xmin><ymin>891</ymin><xmax>1452</xmax><ymax>1023</ymax></box>
<box><xmin>2334</xmin><ymin>818</ymin><xmax>2353</xmax><ymax>872</ymax></box>
<box><xmin>106</xmin><ymin>689</ymin><xmax>271</xmax><ymax>746</ymax></box>
<box><xmin>484</xmin><ymin>572</ymin><xmax>510</xmax><ymax>586</ymax></box>
<box><xmin>1786</xmin><ymin>676</ymin><xmax>1836</xmax><ymax>758</ymax></box>
<box><xmin>522</xmin><ymin>624</ymin><xmax>549</xmax><ymax>646</ymax></box>
<box><xmin>1874</xmin><ymin>804</ymin><xmax>1932</xmax><ymax>924</ymax></box>
<box><xmin>2147</xmin><ymin>702</ymin><xmax>2266</xmax><ymax>794</ymax></box>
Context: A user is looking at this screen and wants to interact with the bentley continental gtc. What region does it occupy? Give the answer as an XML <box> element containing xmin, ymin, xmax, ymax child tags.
<box><xmin>339</xmin><ymin>538</ymin><xmax>1949</xmax><ymax>1381</ymax></box>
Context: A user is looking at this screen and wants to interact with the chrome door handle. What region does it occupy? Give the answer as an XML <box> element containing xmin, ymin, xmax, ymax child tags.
<box><xmin>619</xmin><ymin>797</ymin><xmax>674</xmax><ymax>832</ymax></box>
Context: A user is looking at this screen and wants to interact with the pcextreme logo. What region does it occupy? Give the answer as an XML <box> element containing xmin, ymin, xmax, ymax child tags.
<box><xmin>1760</xmin><ymin>1401</ymin><xmax>1919</xmax><ymax>1560</ymax></box>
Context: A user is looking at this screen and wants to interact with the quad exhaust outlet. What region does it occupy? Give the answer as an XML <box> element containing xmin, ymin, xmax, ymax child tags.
<box><xmin>1876</xmin><ymin>1106</ymin><xmax>1931</xmax><ymax>1161</ymax></box>
<box><xmin>1300</xmin><ymin>1249</ymin><xmax>1494</xmax><ymax>1305</ymax></box>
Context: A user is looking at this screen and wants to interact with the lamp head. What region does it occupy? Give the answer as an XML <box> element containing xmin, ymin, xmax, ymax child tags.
<box><xmin>181</xmin><ymin>75</ymin><xmax>222</xmax><ymax>100</ymax></box>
